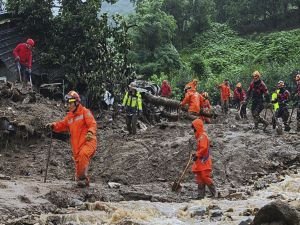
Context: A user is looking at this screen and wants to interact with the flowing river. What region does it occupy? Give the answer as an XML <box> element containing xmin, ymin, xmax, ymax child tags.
<box><xmin>38</xmin><ymin>171</ymin><xmax>300</xmax><ymax>225</ymax></box>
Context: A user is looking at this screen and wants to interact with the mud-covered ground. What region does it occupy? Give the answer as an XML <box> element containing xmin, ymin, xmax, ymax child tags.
<box><xmin>0</xmin><ymin>92</ymin><xmax>299</xmax><ymax>224</ymax></box>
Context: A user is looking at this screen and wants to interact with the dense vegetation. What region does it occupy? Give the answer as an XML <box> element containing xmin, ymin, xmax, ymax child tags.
<box><xmin>6</xmin><ymin>0</ymin><xmax>300</xmax><ymax>103</ymax></box>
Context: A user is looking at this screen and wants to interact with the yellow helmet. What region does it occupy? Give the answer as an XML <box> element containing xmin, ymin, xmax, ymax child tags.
<box><xmin>252</xmin><ymin>71</ymin><xmax>261</xmax><ymax>79</ymax></box>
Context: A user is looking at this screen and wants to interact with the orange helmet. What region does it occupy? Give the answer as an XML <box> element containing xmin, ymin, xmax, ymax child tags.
<box><xmin>26</xmin><ymin>38</ymin><xmax>35</xmax><ymax>47</ymax></box>
<box><xmin>277</xmin><ymin>80</ymin><xmax>285</xmax><ymax>88</ymax></box>
<box><xmin>65</xmin><ymin>90</ymin><xmax>81</xmax><ymax>103</ymax></box>
<box><xmin>296</xmin><ymin>74</ymin><xmax>300</xmax><ymax>81</ymax></box>
<box><xmin>252</xmin><ymin>71</ymin><xmax>261</xmax><ymax>79</ymax></box>
<box><xmin>236</xmin><ymin>82</ymin><xmax>242</xmax><ymax>88</ymax></box>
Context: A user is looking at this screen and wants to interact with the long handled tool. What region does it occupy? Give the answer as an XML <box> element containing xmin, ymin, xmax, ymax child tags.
<box><xmin>29</xmin><ymin>72</ymin><xmax>33</xmax><ymax>89</ymax></box>
<box><xmin>288</xmin><ymin>106</ymin><xmax>295</xmax><ymax>124</ymax></box>
<box><xmin>171</xmin><ymin>153</ymin><xmax>193</xmax><ymax>192</ymax></box>
<box><xmin>16</xmin><ymin>62</ymin><xmax>22</xmax><ymax>83</ymax></box>
<box><xmin>44</xmin><ymin>132</ymin><xmax>53</xmax><ymax>183</ymax></box>
<box><xmin>235</xmin><ymin>103</ymin><xmax>243</xmax><ymax>120</ymax></box>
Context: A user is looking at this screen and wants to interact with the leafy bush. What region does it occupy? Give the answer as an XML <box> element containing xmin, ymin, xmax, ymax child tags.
<box><xmin>190</xmin><ymin>54</ymin><xmax>208</xmax><ymax>79</ymax></box>
<box><xmin>180</xmin><ymin>23</ymin><xmax>300</xmax><ymax>103</ymax></box>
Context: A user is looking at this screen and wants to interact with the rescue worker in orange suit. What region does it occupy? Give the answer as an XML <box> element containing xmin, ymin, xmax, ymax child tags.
<box><xmin>185</xmin><ymin>79</ymin><xmax>198</xmax><ymax>92</ymax></box>
<box><xmin>180</xmin><ymin>87</ymin><xmax>203</xmax><ymax>117</ymax></box>
<box><xmin>160</xmin><ymin>80</ymin><xmax>172</xmax><ymax>98</ymax></box>
<box><xmin>46</xmin><ymin>91</ymin><xmax>97</xmax><ymax>187</ymax></box>
<box><xmin>246</xmin><ymin>71</ymin><xmax>270</xmax><ymax>131</ymax></box>
<box><xmin>191</xmin><ymin>118</ymin><xmax>216</xmax><ymax>199</ymax></box>
<box><xmin>294</xmin><ymin>73</ymin><xmax>300</xmax><ymax>131</ymax></box>
<box><xmin>218</xmin><ymin>79</ymin><xmax>231</xmax><ymax>114</ymax></box>
<box><xmin>200</xmin><ymin>92</ymin><xmax>211</xmax><ymax>123</ymax></box>
<box><xmin>13</xmin><ymin>38</ymin><xmax>35</xmax><ymax>85</ymax></box>
<box><xmin>234</xmin><ymin>83</ymin><xmax>247</xmax><ymax>119</ymax></box>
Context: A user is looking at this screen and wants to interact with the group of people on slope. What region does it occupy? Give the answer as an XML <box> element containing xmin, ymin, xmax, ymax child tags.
<box><xmin>178</xmin><ymin>70</ymin><xmax>300</xmax><ymax>199</ymax></box>
<box><xmin>16</xmin><ymin>37</ymin><xmax>298</xmax><ymax>199</ymax></box>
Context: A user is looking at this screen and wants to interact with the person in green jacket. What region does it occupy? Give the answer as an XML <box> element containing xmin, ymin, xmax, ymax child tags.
<box><xmin>122</xmin><ymin>82</ymin><xmax>143</xmax><ymax>135</ymax></box>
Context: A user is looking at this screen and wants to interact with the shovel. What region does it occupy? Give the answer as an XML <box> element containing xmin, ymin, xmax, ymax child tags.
<box><xmin>16</xmin><ymin>62</ymin><xmax>22</xmax><ymax>83</ymax></box>
<box><xmin>44</xmin><ymin>131</ymin><xmax>53</xmax><ymax>183</ymax></box>
<box><xmin>288</xmin><ymin>106</ymin><xmax>295</xmax><ymax>124</ymax></box>
<box><xmin>235</xmin><ymin>103</ymin><xmax>243</xmax><ymax>120</ymax></box>
<box><xmin>171</xmin><ymin>153</ymin><xmax>193</xmax><ymax>192</ymax></box>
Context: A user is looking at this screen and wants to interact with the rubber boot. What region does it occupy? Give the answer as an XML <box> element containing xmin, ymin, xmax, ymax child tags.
<box><xmin>197</xmin><ymin>184</ymin><xmax>206</xmax><ymax>199</ymax></box>
<box><xmin>77</xmin><ymin>176</ymin><xmax>89</xmax><ymax>188</ymax></box>
<box><xmin>207</xmin><ymin>184</ymin><xmax>217</xmax><ymax>198</ymax></box>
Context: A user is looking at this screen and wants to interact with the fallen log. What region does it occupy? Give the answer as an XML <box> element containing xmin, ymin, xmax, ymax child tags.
<box><xmin>143</xmin><ymin>93</ymin><xmax>180</xmax><ymax>108</ymax></box>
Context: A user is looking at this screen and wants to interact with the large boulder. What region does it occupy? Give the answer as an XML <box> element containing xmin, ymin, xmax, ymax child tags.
<box><xmin>253</xmin><ymin>200</ymin><xmax>300</xmax><ymax>225</ymax></box>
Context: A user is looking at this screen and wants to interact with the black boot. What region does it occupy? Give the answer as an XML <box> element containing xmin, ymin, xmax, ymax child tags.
<box><xmin>207</xmin><ymin>184</ymin><xmax>217</xmax><ymax>198</ymax></box>
<box><xmin>284</xmin><ymin>123</ymin><xmax>291</xmax><ymax>131</ymax></box>
<box><xmin>197</xmin><ymin>184</ymin><xmax>206</xmax><ymax>199</ymax></box>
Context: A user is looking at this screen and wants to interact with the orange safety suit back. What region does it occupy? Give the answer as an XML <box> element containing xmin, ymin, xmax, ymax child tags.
<box><xmin>219</xmin><ymin>83</ymin><xmax>231</xmax><ymax>101</ymax></box>
<box><xmin>181</xmin><ymin>90</ymin><xmax>201</xmax><ymax>113</ymax></box>
<box><xmin>53</xmin><ymin>104</ymin><xmax>97</xmax><ymax>157</ymax></box>
<box><xmin>191</xmin><ymin>119</ymin><xmax>212</xmax><ymax>172</ymax></box>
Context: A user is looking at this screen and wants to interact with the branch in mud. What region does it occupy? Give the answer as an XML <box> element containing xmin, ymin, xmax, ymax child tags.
<box><xmin>143</xmin><ymin>93</ymin><xmax>180</xmax><ymax>108</ymax></box>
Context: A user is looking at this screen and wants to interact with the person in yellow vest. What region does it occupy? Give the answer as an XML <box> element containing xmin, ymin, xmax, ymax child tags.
<box><xmin>122</xmin><ymin>82</ymin><xmax>143</xmax><ymax>135</ymax></box>
<box><xmin>271</xmin><ymin>81</ymin><xmax>290</xmax><ymax>132</ymax></box>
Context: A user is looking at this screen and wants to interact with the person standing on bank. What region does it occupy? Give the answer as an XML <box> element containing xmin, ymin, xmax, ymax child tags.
<box><xmin>13</xmin><ymin>38</ymin><xmax>35</xmax><ymax>87</ymax></box>
<box><xmin>122</xmin><ymin>82</ymin><xmax>143</xmax><ymax>135</ymax></box>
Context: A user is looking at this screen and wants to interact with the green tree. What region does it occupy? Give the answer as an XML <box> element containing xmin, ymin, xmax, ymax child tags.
<box><xmin>128</xmin><ymin>0</ymin><xmax>178</xmax><ymax>77</ymax></box>
<box><xmin>162</xmin><ymin>0</ymin><xmax>215</xmax><ymax>48</ymax></box>
<box><xmin>6</xmin><ymin>0</ymin><xmax>54</xmax><ymax>46</ymax></box>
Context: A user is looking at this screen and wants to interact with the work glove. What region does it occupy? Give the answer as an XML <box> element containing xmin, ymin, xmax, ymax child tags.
<box><xmin>45</xmin><ymin>123</ymin><xmax>54</xmax><ymax>130</ymax></box>
<box><xmin>86</xmin><ymin>131</ymin><xmax>93</xmax><ymax>141</ymax></box>
<box><xmin>15</xmin><ymin>56</ymin><xmax>20</xmax><ymax>62</ymax></box>
<box><xmin>192</xmin><ymin>153</ymin><xmax>197</xmax><ymax>161</ymax></box>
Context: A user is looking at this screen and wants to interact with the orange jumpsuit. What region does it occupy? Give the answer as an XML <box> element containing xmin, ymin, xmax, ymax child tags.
<box><xmin>218</xmin><ymin>83</ymin><xmax>231</xmax><ymax>113</ymax></box>
<box><xmin>181</xmin><ymin>90</ymin><xmax>201</xmax><ymax>114</ymax></box>
<box><xmin>201</xmin><ymin>98</ymin><xmax>211</xmax><ymax>123</ymax></box>
<box><xmin>192</xmin><ymin>119</ymin><xmax>213</xmax><ymax>185</ymax></box>
<box><xmin>219</xmin><ymin>83</ymin><xmax>231</xmax><ymax>101</ymax></box>
<box><xmin>53</xmin><ymin>104</ymin><xmax>97</xmax><ymax>179</ymax></box>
